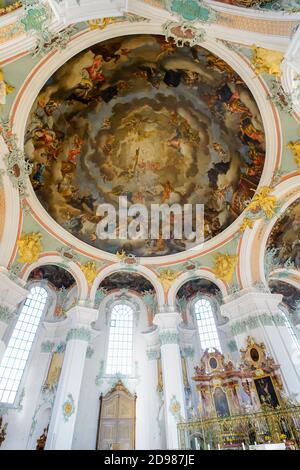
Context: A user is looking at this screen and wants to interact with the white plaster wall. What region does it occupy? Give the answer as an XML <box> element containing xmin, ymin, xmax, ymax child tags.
<box><xmin>72</xmin><ymin>293</ymin><xmax>162</xmax><ymax>450</ymax></box>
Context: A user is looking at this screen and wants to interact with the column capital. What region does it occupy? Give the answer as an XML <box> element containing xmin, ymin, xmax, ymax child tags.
<box><xmin>67</xmin><ymin>305</ymin><xmax>98</xmax><ymax>328</ymax></box>
<box><xmin>0</xmin><ymin>268</ymin><xmax>28</xmax><ymax>311</ymax></box>
<box><xmin>221</xmin><ymin>289</ymin><xmax>283</xmax><ymax>322</ymax></box>
<box><xmin>154</xmin><ymin>312</ymin><xmax>182</xmax><ymax>346</ymax></box>
<box><xmin>153</xmin><ymin>311</ymin><xmax>182</xmax><ymax>330</ymax></box>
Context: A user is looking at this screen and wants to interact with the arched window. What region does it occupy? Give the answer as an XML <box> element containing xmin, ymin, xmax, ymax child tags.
<box><xmin>279</xmin><ymin>307</ymin><xmax>300</xmax><ymax>352</ymax></box>
<box><xmin>106</xmin><ymin>303</ymin><xmax>134</xmax><ymax>376</ymax></box>
<box><xmin>194</xmin><ymin>297</ymin><xmax>221</xmax><ymax>352</ymax></box>
<box><xmin>0</xmin><ymin>285</ymin><xmax>48</xmax><ymax>405</ymax></box>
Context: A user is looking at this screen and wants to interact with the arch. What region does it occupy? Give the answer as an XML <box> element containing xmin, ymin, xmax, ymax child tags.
<box><xmin>167</xmin><ymin>269</ymin><xmax>228</xmax><ymax>309</ymax></box>
<box><xmin>90</xmin><ymin>263</ymin><xmax>164</xmax><ymax>308</ymax></box>
<box><xmin>8</xmin><ymin>21</ymin><xmax>279</xmax><ymax>266</ymax></box>
<box><xmin>0</xmin><ymin>138</ymin><xmax>21</xmax><ymax>269</ymax></box>
<box><xmin>20</xmin><ymin>254</ymin><xmax>88</xmax><ymax>301</ymax></box>
<box><xmin>238</xmin><ymin>175</ymin><xmax>300</xmax><ymax>288</ymax></box>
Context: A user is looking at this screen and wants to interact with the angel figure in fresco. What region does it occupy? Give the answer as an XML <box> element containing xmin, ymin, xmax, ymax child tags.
<box><xmin>85</xmin><ymin>55</ymin><xmax>105</xmax><ymax>83</ymax></box>
<box><xmin>161</xmin><ymin>181</ymin><xmax>174</xmax><ymax>202</ymax></box>
<box><xmin>68</xmin><ymin>135</ymin><xmax>84</xmax><ymax>164</ymax></box>
<box><xmin>32</xmin><ymin>163</ymin><xmax>46</xmax><ymax>189</ymax></box>
<box><xmin>239</xmin><ymin>118</ymin><xmax>264</xmax><ymax>144</ymax></box>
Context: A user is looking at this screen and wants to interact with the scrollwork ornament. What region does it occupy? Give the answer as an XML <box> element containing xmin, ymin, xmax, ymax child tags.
<box><xmin>0</xmin><ymin>118</ymin><xmax>32</xmax><ymax>198</ymax></box>
<box><xmin>163</xmin><ymin>21</ymin><xmax>206</xmax><ymax>48</ymax></box>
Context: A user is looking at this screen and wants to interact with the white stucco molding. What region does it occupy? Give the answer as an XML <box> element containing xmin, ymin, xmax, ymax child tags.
<box><xmin>0</xmin><ymin>267</ymin><xmax>28</xmax><ymax>309</ymax></box>
<box><xmin>238</xmin><ymin>174</ymin><xmax>300</xmax><ymax>288</ymax></box>
<box><xmin>6</xmin><ymin>21</ymin><xmax>280</xmax><ymax>269</ymax></box>
<box><xmin>0</xmin><ymin>138</ymin><xmax>21</xmax><ymax>268</ymax></box>
<box><xmin>220</xmin><ymin>289</ymin><xmax>283</xmax><ymax>323</ymax></box>
<box><xmin>282</xmin><ymin>25</ymin><xmax>300</xmax><ymax>115</ymax></box>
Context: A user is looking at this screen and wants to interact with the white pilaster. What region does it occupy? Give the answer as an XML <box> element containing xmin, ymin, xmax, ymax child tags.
<box><xmin>45</xmin><ymin>305</ymin><xmax>98</xmax><ymax>450</ymax></box>
<box><xmin>0</xmin><ymin>268</ymin><xmax>28</xmax><ymax>362</ymax></box>
<box><xmin>142</xmin><ymin>326</ymin><xmax>161</xmax><ymax>449</ymax></box>
<box><xmin>221</xmin><ymin>289</ymin><xmax>300</xmax><ymax>398</ymax></box>
<box><xmin>154</xmin><ymin>311</ymin><xmax>187</xmax><ymax>450</ymax></box>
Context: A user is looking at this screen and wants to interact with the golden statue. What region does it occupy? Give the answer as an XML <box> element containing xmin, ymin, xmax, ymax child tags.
<box><xmin>36</xmin><ymin>426</ymin><xmax>48</xmax><ymax>450</ymax></box>
<box><xmin>158</xmin><ymin>269</ymin><xmax>178</xmax><ymax>291</ymax></box>
<box><xmin>81</xmin><ymin>261</ymin><xmax>97</xmax><ymax>286</ymax></box>
<box><xmin>17</xmin><ymin>232</ymin><xmax>43</xmax><ymax>264</ymax></box>
<box><xmin>288</xmin><ymin>139</ymin><xmax>300</xmax><ymax>168</ymax></box>
<box><xmin>247</xmin><ymin>186</ymin><xmax>277</xmax><ymax>219</ymax></box>
<box><xmin>0</xmin><ymin>416</ymin><xmax>7</xmax><ymax>447</ymax></box>
<box><xmin>251</xmin><ymin>46</ymin><xmax>283</xmax><ymax>77</ymax></box>
<box><xmin>212</xmin><ymin>253</ymin><xmax>238</xmax><ymax>283</ymax></box>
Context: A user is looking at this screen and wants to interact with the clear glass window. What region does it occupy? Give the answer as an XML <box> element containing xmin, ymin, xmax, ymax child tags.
<box><xmin>106</xmin><ymin>303</ymin><xmax>134</xmax><ymax>376</ymax></box>
<box><xmin>194</xmin><ymin>297</ymin><xmax>221</xmax><ymax>352</ymax></box>
<box><xmin>0</xmin><ymin>285</ymin><xmax>48</xmax><ymax>405</ymax></box>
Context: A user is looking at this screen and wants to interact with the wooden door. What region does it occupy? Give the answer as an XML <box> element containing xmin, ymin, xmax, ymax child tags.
<box><xmin>96</xmin><ymin>380</ymin><xmax>136</xmax><ymax>450</ymax></box>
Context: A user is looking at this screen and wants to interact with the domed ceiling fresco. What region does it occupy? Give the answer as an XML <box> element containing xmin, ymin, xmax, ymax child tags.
<box><xmin>25</xmin><ymin>34</ymin><xmax>265</xmax><ymax>257</ymax></box>
<box><xmin>267</xmin><ymin>198</ymin><xmax>300</xmax><ymax>269</ymax></box>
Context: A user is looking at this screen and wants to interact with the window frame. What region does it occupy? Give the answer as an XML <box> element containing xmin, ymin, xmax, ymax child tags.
<box><xmin>190</xmin><ymin>294</ymin><xmax>222</xmax><ymax>353</ymax></box>
<box><xmin>0</xmin><ymin>282</ymin><xmax>51</xmax><ymax>409</ymax></box>
<box><xmin>279</xmin><ymin>304</ymin><xmax>300</xmax><ymax>351</ymax></box>
<box><xmin>104</xmin><ymin>298</ymin><xmax>137</xmax><ymax>378</ymax></box>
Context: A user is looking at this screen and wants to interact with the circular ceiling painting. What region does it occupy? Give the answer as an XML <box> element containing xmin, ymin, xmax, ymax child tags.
<box><xmin>26</xmin><ymin>34</ymin><xmax>265</xmax><ymax>257</ymax></box>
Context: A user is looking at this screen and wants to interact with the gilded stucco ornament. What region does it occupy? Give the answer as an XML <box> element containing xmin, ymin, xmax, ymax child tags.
<box><xmin>251</xmin><ymin>46</ymin><xmax>284</xmax><ymax>77</ymax></box>
<box><xmin>212</xmin><ymin>253</ymin><xmax>238</xmax><ymax>283</ymax></box>
<box><xmin>87</xmin><ymin>13</ymin><xmax>149</xmax><ymax>31</ymax></box>
<box><xmin>81</xmin><ymin>261</ymin><xmax>97</xmax><ymax>286</ymax></box>
<box><xmin>158</xmin><ymin>269</ymin><xmax>178</xmax><ymax>291</ymax></box>
<box><xmin>246</xmin><ymin>186</ymin><xmax>278</xmax><ymax>220</ymax></box>
<box><xmin>0</xmin><ymin>69</ymin><xmax>15</xmax><ymax>108</ymax></box>
<box><xmin>240</xmin><ymin>187</ymin><xmax>279</xmax><ymax>232</ymax></box>
<box><xmin>17</xmin><ymin>232</ymin><xmax>43</xmax><ymax>264</ymax></box>
<box><xmin>288</xmin><ymin>138</ymin><xmax>300</xmax><ymax>168</ymax></box>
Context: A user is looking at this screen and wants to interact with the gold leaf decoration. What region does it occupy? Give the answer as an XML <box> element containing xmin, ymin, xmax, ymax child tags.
<box><xmin>17</xmin><ymin>232</ymin><xmax>43</xmax><ymax>264</ymax></box>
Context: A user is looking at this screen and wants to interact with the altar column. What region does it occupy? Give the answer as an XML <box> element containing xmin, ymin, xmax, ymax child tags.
<box><xmin>45</xmin><ymin>305</ymin><xmax>98</xmax><ymax>450</ymax></box>
<box><xmin>221</xmin><ymin>288</ymin><xmax>300</xmax><ymax>396</ymax></box>
<box><xmin>0</xmin><ymin>269</ymin><xmax>28</xmax><ymax>362</ymax></box>
<box><xmin>154</xmin><ymin>312</ymin><xmax>187</xmax><ymax>450</ymax></box>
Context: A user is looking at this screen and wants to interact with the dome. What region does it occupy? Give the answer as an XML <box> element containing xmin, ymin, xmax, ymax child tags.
<box><xmin>25</xmin><ymin>34</ymin><xmax>265</xmax><ymax>257</ymax></box>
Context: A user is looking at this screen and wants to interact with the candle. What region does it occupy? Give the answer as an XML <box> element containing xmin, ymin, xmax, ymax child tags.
<box><xmin>254</xmin><ymin>441</ymin><xmax>257</xmax><ymax>446</ymax></box>
<box><xmin>207</xmin><ymin>444</ymin><xmax>210</xmax><ymax>451</ymax></box>
<box><xmin>242</xmin><ymin>442</ymin><xmax>245</xmax><ymax>450</ymax></box>
<box><xmin>218</xmin><ymin>444</ymin><xmax>221</xmax><ymax>450</ymax></box>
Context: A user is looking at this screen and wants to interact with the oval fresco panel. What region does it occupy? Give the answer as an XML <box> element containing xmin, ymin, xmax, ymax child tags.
<box><xmin>26</xmin><ymin>34</ymin><xmax>265</xmax><ymax>256</ymax></box>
